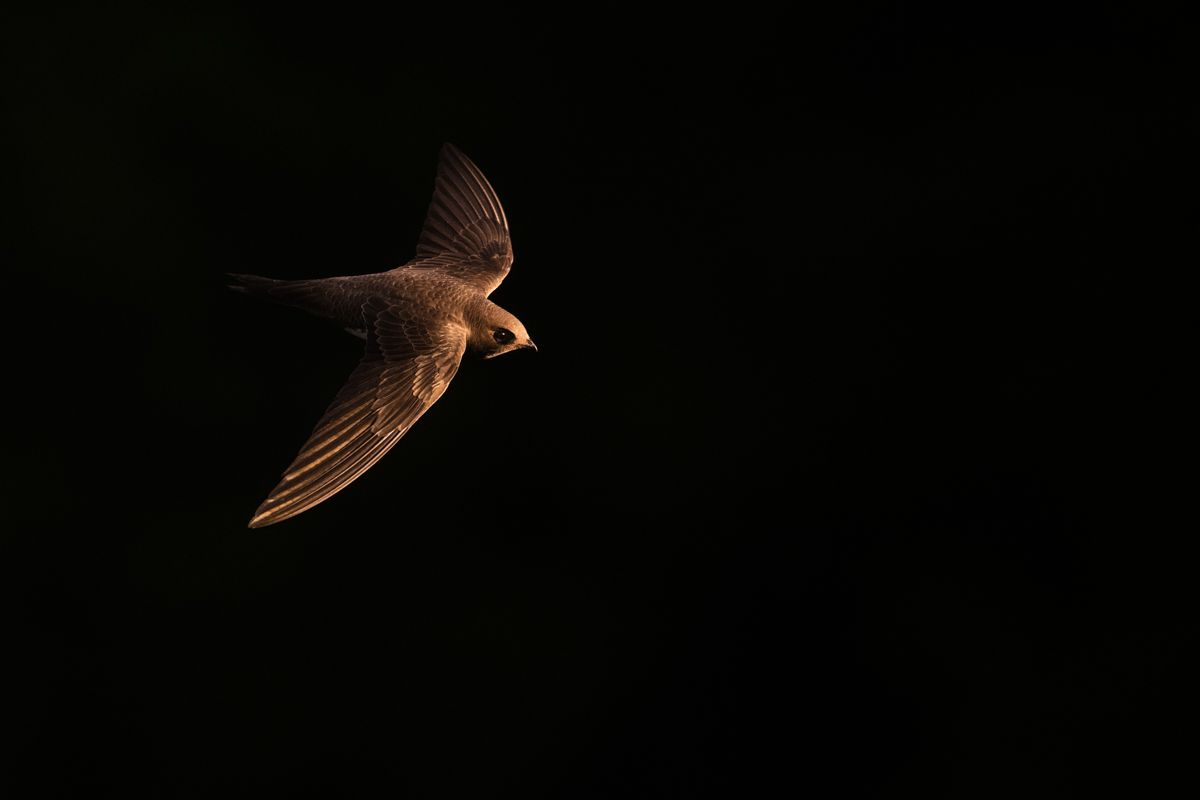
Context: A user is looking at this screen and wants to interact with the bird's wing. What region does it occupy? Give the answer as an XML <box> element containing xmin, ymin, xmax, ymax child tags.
<box><xmin>249</xmin><ymin>299</ymin><xmax>468</xmax><ymax>528</ymax></box>
<box><xmin>411</xmin><ymin>143</ymin><xmax>513</xmax><ymax>296</ymax></box>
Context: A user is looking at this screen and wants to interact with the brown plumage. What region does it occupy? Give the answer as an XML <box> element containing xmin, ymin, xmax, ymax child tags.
<box><xmin>230</xmin><ymin>144</ymin><xmax>535</xmax><ymax>528</ymax></box>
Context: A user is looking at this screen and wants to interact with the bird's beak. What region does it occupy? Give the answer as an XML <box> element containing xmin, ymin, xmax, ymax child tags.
<box><xmin>523</xmin><ymin>340</ymin><xmax>539</xmax><ymax>352</ymax></box>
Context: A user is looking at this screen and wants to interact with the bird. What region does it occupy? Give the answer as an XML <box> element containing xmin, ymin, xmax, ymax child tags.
<box><xmin>230</xmin><ymin>144</ymin><xmax>535</xmax><ymax>528</ymax></box>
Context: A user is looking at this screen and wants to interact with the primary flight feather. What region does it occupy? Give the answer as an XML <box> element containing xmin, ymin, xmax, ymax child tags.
<box><xmin>231</xmin><ymin>144</ymin><xmax>536</xmax><ymax>528</ymax></box>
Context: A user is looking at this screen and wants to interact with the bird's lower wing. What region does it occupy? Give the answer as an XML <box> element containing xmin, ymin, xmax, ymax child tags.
<box><xmin>249</xmin><ymin>300</ymin><xmax>467</xmax><ymax>528</ymax></box>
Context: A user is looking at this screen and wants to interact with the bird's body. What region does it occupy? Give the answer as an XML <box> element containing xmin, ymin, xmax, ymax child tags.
<box><xmin>233</xmin><ymin>267</ymin><xmax>509</xmax><ymax>346</ymax></box>
<box><xmin>231</xmin><ymin>144</ymin><xmax>535</xmax><ymax>528</ymax></box>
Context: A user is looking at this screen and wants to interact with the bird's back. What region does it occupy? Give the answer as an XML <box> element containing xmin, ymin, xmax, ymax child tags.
<box><xmin>232</xmin><ymin>265</ymin><xmax>479</xmax><ymax>331</ymax></box>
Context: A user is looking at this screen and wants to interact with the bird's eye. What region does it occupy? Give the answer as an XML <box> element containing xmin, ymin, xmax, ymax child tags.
<box><xmin>493</xmin><ymin>328</ymin><xmax>515</xmax><ymax>344</ymax></box>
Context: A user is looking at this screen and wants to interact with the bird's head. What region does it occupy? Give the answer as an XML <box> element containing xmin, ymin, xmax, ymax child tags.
<box><xmin>472</xmin><ymin>303</ymin><xmax>537</xmax><ymax>359</ymax></box>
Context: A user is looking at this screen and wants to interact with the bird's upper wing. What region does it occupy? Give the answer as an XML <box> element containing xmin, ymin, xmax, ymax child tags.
<box><xmin>411</xmin><ymin>143</ymin><xmax>513</xmax><ymax>296</ymax></box>
<box><xmin>249</xmin><ymin>299</ymin><xmax>468</xmax><ymax>528</ymax></box>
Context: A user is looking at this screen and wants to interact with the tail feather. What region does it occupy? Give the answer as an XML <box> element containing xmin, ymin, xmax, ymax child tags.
<box><xmin>227</xmin><ymin>273</ymin><xmax>337</xmax><ymax>318</ymax></box>
<box><xmin>227</xmin><ymin>272</ymin><xmax>286</xmax><ymax>297</ymax></box>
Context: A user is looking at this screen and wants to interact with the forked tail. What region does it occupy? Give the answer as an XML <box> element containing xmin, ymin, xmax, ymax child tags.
<box><xmin>227</xmin><ymin>273</ymin><xmax>340</xmax><ymax>320</ymax></box>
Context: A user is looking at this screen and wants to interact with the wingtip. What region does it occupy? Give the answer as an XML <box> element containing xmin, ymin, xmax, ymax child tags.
<box><xmin>247</xmin><ymin>510</ymin><xmax>273</xmax><ymax>529</ymax></box>
<box><xmin>440</xmin><ymin>142</ymin><xmax>472</xmax><ymax>164</ymax></box>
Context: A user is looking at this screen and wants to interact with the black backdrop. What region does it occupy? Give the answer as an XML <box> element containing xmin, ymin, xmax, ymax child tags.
<box><xmin>5</xmin><ymin>5</ymin><xmax>1195</xmax><ymax>797</ymax></box>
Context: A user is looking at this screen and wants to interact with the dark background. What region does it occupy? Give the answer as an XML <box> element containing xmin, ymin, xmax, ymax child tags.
<box><xmin>4</xmin><ymin>5</ymin><xmax>1194</xmax><ymax>797</ymax></box>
